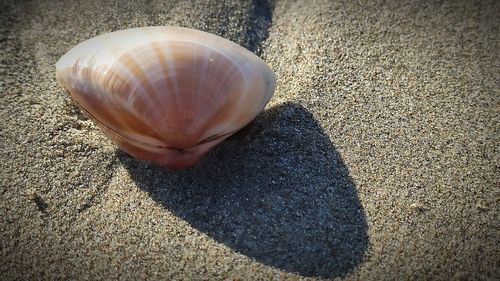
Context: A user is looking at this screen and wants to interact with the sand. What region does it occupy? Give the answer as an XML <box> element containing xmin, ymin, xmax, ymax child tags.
<box><xmin>0</xmin><ymin>0</ymin><xmax>498</xmax><ymax>280</ymax></box>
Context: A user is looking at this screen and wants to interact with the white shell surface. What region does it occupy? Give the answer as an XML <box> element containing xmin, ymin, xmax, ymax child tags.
<box><xmin>56</xmin><ymin>26</ymin><xmax>276</xmax><ymax>168</ymax></box>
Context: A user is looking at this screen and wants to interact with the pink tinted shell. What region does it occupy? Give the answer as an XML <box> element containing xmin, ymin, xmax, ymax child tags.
<box><xmin>56</xmin><ymin>26</ymin><xmax>276</xmax><ymax>168</ymax></box>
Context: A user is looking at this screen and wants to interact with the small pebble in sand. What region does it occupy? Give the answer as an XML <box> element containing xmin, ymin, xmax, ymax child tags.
<box><xmin>26</xmin><ymin>190</ymin><xmax>48</xmax><ymax>213</ymax></box>
<box><xmin>409</xmin><ymin>202</ymin><xmax>428</xmax><ymax>212</ymax></box>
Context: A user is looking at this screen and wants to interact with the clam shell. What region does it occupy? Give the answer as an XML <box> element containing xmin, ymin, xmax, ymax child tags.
<box><xmin>56</xmin><ymin>26</ymin><xmax>276</xmax><ymax>168</ymax></box>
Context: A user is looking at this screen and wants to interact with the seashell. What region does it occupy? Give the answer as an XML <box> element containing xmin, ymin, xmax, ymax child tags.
<box><xmin>56</xmin><ymin>26</ymin><xmax>276</xmax><ymax>169</ymax></box>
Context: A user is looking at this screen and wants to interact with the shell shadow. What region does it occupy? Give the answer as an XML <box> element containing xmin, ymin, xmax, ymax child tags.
<box><xmin>244</xmin><ymin>0</ymin><xmax>274</xmax><ymax>56</ymax></box>
<box><xmin>117</xmin><ymin>102</ymin><xmax>368</xmax><ymax>278</ymax></box>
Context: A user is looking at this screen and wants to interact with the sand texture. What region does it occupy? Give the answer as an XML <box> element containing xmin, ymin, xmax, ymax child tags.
<box><xmin>1</xmin><ymin>0</ymin><xmax>498</xmax><ymax>280</ymax></box>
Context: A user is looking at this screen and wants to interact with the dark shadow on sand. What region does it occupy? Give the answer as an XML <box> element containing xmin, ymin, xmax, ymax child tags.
<box><xmin>244</xmin><ymin>0</ymin><xmax>274</xmax><ymax>56</ymax></box>
<box><xmin>118</xmin><ymin>103</ymin><xmax>368</xmax><ymax>278</ymax></box>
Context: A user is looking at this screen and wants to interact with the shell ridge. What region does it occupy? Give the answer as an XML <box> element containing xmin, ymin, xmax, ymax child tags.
<box><xmin>119</xmin><ymin>52</ymin><xmax>163</xmax><ymax>118</ymax></box>
<box><xmin>197</xmin><ymin>58</ymin><xmax>244</xmax><ymax>139</ymax></box>
<box><xmin>126</xmin><ymin>44</ymin><xmax>165</xmax><ymax>106</ymax></box>
<box><xmin>193</xmin><ymin>44</ymin><xmax>213</xmax><ymax>132</ymax></box>
<box><xmin>94</xmin><ymin>32</ymin><xmax>148</xmax><ymax>116</ymax></box>
<box><xmin>90</xmin><ymin>49</ymin><xmax>169</xmax><ymax>147</ymax></box>
<box><xmin>160</xmin><ymin>40</ymin><xmax>182</xmax><ymax>113</ymax></box>
<box><xmin>201</xmin><ymin>56</ymin><xmax>256</xmax><ymax>139</ymax></box>
<box><xmin>149</xmin><ymin>41</ymin><xmax>175</xmax><ymax>123</ymax></box>
<box><xmin>110</xmin><ymin>59</ymin><xmax>150</xmax><ymax>118</ymax></box>
<box><xmin>99</xmin><ymin>28</ymin><xmax>160</xmax><ymax>118</ymax></box>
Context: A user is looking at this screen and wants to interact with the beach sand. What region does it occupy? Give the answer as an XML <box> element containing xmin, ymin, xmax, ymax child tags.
<box><xmin>1</xmin><ymin>0</ymin><xmax>498</xmax><ymax>280</ymax></box>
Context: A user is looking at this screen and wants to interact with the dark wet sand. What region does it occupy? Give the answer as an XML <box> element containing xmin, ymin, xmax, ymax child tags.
<box><xmin>1</xmin><ymin>0</ymin><xmax>498</xmax><ymax>280</ymax></box>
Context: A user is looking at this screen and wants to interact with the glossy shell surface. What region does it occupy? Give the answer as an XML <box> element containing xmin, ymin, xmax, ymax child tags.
<box><xmin>56</xmin><ymin>26</ymin><xmax>276</xmax><ymax>168</ymax></box>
